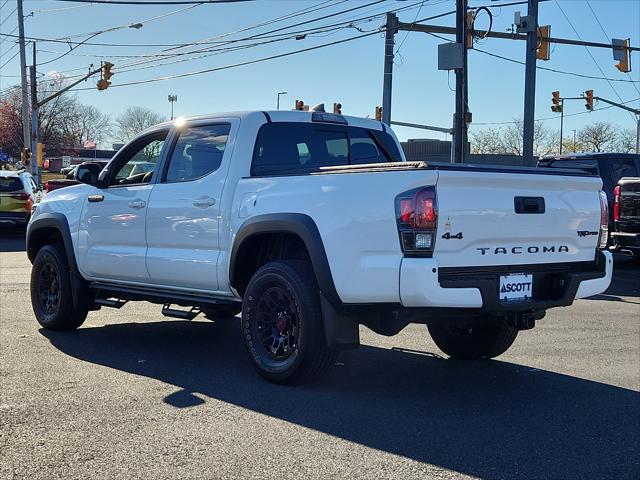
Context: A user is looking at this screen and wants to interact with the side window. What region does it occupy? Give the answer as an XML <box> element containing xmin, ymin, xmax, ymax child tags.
<box><xmin>164</xmin><ymin>124</ymin><xmax>231</xmax><ymax>183</ymax></box>
<box><xmin>110</xmin><ymin>132</ymin><xmax>167</xmax><ymax>186</ymax></box>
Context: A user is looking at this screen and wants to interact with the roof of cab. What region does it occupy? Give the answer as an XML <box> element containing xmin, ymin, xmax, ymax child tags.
<box><xmin>153</xmin><ymin>110</ymin><xmax>386</xmax><ymax>131</ymax></box>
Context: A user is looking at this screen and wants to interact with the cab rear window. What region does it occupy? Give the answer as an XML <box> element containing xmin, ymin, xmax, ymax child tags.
<box><xmin>251</xmin><ymin>122</ymin><xmax>402</xmax><ymax>176</ymax></box>
<box><xmin>0</xmin><ymin>177</ymin><xmax>23</xmax><ymax>192</ymax></box>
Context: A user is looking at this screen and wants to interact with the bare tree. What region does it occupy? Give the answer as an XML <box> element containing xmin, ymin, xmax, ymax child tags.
<box><xmin>614</xmin><ymin>127</ymin><xmax>637</xmax><ymax>153</ymax></box>
<box><xmin>578</xmin><ymin>122</ymin><xmax>617</xmax><ymax>152</ymax></box>
<box><xmin>115</xmin><ymin>107</ymin><xmax>165</xmax><ymax>142</ymax></box>
<box><xmin>60</xmin><ymin>103</ymin><xmax>112</xmax><ymax>147</ymax></box>
<box><xmin>501</xmin><ymin>119</ymin><xmax>556</xmax><ymax>156</ymax></box>
<box><xmin>469</xmin><ymin>128</ymin><xmax>506</xmax><ymax>154</ymax></box>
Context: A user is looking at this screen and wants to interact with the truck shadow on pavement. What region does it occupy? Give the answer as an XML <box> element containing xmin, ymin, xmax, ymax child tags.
<box><xmin>41</xmin><ymin>319</ymin><xmax>639</xmax><ymax>480</ymax></box>
<box><xmin>0</xmin><ymin>226</ymin><xmax>26</xmax><ymax>252</ymax></box>
<box><xmin>587</xmin><ymin>254</ymin><xmax>639</xmax><ymax>302</ymax></box>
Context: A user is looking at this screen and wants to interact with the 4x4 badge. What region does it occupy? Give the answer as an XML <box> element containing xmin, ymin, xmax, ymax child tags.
<box><xmin>442</xmin><ymin>232</ymin><xmax>463</xmax><ymax>240</ymax></box>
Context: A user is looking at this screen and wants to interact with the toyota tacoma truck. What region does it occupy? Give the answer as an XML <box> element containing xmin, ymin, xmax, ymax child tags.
<box><xmin>27</xmin><ymin>110</ymin><xmax>613</xmax><ymax>383</ymax></box>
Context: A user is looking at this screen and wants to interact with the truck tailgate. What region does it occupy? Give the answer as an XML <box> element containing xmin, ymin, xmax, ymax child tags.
<box><xmin>434</xmin><ymin>170</ymin><xmax>603</xmax><ymax>267</ymax></box>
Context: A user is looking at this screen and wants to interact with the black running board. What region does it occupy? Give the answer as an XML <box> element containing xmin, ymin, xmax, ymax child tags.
<box><xmin>90</xmin><ymin>282</ymin><xmax>238</xmax><ymax>310</ymax></box>
<box><xmin>161</xmin><ymin>303</ymin><xmax>200</xmax><ymax>320</ymax></box>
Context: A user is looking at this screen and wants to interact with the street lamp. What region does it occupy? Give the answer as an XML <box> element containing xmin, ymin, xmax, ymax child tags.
<box><xmin>276</xmin><ymin>91</ymin><xmax>287</xmax><ymax>110</ymax></box>
<box><xmin>168</xmin><ymin>94</ymin><xmax>178</xmax><ymax>120</ymax></box>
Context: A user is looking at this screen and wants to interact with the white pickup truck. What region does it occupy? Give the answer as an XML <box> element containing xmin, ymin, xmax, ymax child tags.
<box><xmin>27</xmin><ymin>110</ymin><xmax>613</xmax><ymax>383</ymax></box>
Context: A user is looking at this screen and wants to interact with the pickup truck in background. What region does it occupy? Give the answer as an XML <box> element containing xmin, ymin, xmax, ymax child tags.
<box><xmin>27</xmin><ymin>110</ymin><xmax>613</xmax><ymax>384</ymax></box>
<box><xmin>611</xmin><ymin>177</ymin><xmax>640</xmax><ymax>258</ymax></box>
<box><xmin>537</xmin><ymin>153</ymin><xmax>640</xmax><ymax>237</ymax></box>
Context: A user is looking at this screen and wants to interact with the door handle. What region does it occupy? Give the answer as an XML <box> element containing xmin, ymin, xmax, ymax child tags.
<box><xmin>88</xmin><ymin>194</ymin><xmax>104</xmax><ymax>203</ymax></box>
<box><xmin>128</xmin><ymin>200</ymin><xmax>146</xmax><ymax>209</ymax></box>
<box><xmin>192</xmin><ymin>196</ymin><xmax>216</xmax><ymax>207</ymax></box>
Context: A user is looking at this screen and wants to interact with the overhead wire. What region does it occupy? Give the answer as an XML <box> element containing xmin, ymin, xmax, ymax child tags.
<box><xmin>62</xmin><ymin>9</ymin><xmax>456</xmax><ymax>91</ymax></box>
<box><xmin>50</xmin><ymin>0</ymin><xmax>427</xmax><ymax>78</ymax></box>
<box><xmin>473</xmin><ymin>97</ymin><xmax>640</xmax><ymax>125</ymax></box>
<box><xmin>554</xmin><ymin>0</ymin><xmax>635</xmax><ymax>122</ymax></box>
<box><xmin>583</xmin><ymin>0</ymin><xmax>640</xmax><ymax>98</ymax></box>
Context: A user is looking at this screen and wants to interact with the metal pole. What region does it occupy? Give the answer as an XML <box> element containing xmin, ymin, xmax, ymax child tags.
<box><xmin>453</xmin><ymin>0</ymin><xmax>466</xmax><ymax>163</ymax></box>
<box><xmin>522</xmin><ymin>0</ymin><xmax>539</xmax><ymax>166</ymax></box>
<box><xmin>572</xmin><ymin>129</ymin><xmax>576</xmax><ymax>152</ymax></box>
<box><xmin>170</xmin><ymin>101</ymin><xmax>174</xmax><ymax>121</ymax></box>
<box><xmin>276</xmin><ymin>92</ymin><xmax>287</xmax><ymax>110</ymax></box>
<box><xmin>559</xmin><ymin>99</ymin><xmax>564</xmax><ymax>155</ymax></box>
<box><xmin>382</xmin><ymin>12</ymin><xmax>397</xmax><ymax>125</ymax></box>
<box><xmin>17</xmin><ymin>0</ymin><xmax>30</xmax><ymax>158</ymax></box>
<box><xmin>636</xmin><ymin>115</ymin><xmax>639</xmax><ymax>154</ymax></box>
<box><xmin>29</xmin><ymin>44</ymin><xmax>38</xmax><ymax>183</ymax></box>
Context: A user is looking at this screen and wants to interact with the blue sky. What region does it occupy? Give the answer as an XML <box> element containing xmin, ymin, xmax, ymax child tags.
<box><xmin>1</xmin><ymin>0</ymin><xmax>638</xmax><ymax>143</ymax></box>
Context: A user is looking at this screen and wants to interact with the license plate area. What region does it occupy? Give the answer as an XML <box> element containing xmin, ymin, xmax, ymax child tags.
<box><xmin>499</xmin><ymin>273</ymin><xmax>533</xmax><ymax>302</ymax></box>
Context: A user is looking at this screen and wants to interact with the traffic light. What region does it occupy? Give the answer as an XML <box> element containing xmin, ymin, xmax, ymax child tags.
<box><xmin>585</xmin><ymin>90</ymin><xmax>594</xmax><ymax>111</ymax></box>
<box><xmin>375</xmin><ymin>106</ymin><xmax>382</xmax><ymax>121</ymax></box>
<box><xmin>537</xmin><ymin>25</ymin><xmax>551</xmax><ymax>61</ymax></box>
<box><xmin>613</xmin><ymin>38</ymin><xmax>631</xmax><ymax>73</ymax></box>
<box><xmin>333</xmin><ymin>102</ymin><xmax>342</xmax><ymax>114</ymax></box>
<box><xmin>465</xmin><ymin>11</ymin><xmax>474</xmax><ymax>49</ymax></box>
<box><xmin>21</xmin><ymin>147</ymin><xmax>31</xmax><ymax>165</ymax></box>
<box><xmin>37</xmin><ymin>143</ymin><xmax>44</xmax><ymax>168</ymax></box>
<box><xmin>551</xmin><ymin>91</ymin><xmax>562</xmax><ymax>113</ymax></box>
<box><xmin>97</xmin><ymin>61</ymin><xmax>114</xmax><ymax>91</ymax></box>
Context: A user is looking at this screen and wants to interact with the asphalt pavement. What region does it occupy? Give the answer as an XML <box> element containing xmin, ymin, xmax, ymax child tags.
<box><xmin>1</xmin><ymin>226</ymin><xmax>639</xmax><ymax>480</ymax></box>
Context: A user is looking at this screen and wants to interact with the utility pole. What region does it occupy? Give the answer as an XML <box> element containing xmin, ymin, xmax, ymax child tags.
<box><xmin>30</xmin><ymin>43</ymin><xmax>38</xmax><ymax>183</ymax></box>
<box><xmin>17</xmin><ymin>0</ymin><xmax>31</xmax><ymax>160</ymax></box>
<box><xmin>381</xmin><ymin>12</ymin><xmax>398</xmax><ymax>125</ymax></box>
<box><xmin>558</xmin><ymin>99</ymin><xmax>564</xmax><ymax>154</ymax></box>
<box><xmin>453</xmin><ymin>0</ymin><xmax>468</xmax><ymax>163</ymax></box>
<box><xmin>522</xmin><ymin>0</ymin><xmax>539</xmax><ymax>165</ymax></box>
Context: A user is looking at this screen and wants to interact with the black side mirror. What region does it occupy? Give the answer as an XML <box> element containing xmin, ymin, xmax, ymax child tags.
<box><xmin>77</xmin><ymin>162</ymin><xmax>103</xmax><ymax>187</ymax></box>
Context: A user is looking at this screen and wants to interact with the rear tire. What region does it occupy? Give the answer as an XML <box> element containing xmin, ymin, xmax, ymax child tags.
<box><xmin>427</xmin><ymin>321</ymin><xmax>517</xmax><ymax>360</ymax></box>
<box><xmin>241</xmin><ymin>260</ymin><xmax>337</xmax><ymax>384</ymax></box>
<box><xmin>30</xmin><ymin>244</ymin><xmax>87</xmax><ymax>331</ymax></box>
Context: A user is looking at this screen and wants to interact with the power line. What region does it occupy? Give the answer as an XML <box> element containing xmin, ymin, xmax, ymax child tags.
<box><xmin>33</xmin><ymin>0</ymin><xmax>398</xmax><ymax>70</ymax></box>
<box><xmin>0</xmin><ymin>6</ymin><xmax>16</xmax><ymax>27</ymax></box>
<box><xmin>553</xmin><ymin>0</ymin><xmax>634</xmax><ymax>122</ymax></box>
<box><xmin>474</xmin><ymin>48</ymin><xmax>640</xmax><ymax>83</ymax></box>
<box><xmin>473</xmin><ymin>97</ymin><xmax>640</xmax><ymax>125</ymax></box>
<box><xmin>52</xmin><ymin>0</ymin><xmax>253</xmax><ymax>4</ymax></box>
<box><xmin>63</xmin><ymin>9</ymin><xmax>456</xmax><ymax>91</ymax></box>
<box><xmin>0</xmin><ymin>0</ymin><xmax>343</xmax><ymax>47</ymax></box>
<box><xmin>584</xmin><ymin>0</ymin><xmax>640</xmax><ymax>97</ymax></box>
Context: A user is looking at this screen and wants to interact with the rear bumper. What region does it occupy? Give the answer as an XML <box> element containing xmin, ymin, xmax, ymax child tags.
<box><xmin>400</xmin><ymin>251</ymin><xmax>612</xmax><ymax>312</ymax></box>
<box><xmin>0</xmin><ymin>211</ymin><xmax>29</xmax><ymax>225</ymax></box>
<box><xmin>610</xmin><ymin>231</ymin><xmax>640</xmax><ymax>255</ymax></box>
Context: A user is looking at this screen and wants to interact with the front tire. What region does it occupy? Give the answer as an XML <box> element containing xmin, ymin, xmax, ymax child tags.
<box><xmin>30</xmin><ymin>244</ymin><xmax>87</xmax><ymax>331</ymax></box>
<box><xmin>241</xmin><ymin>260</ymin><xmax>337</xmax><ymax>384</ymax></box>
<box><xmin>427</xmin><ymin>321</ymin><xmax>517</xmax><ymax>360</ymax></box>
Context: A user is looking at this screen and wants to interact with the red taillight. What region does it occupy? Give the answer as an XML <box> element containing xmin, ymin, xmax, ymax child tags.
<box><xmin>10</xmin><ymin>192</ymin><xmax>28</xmax><ymax>201</ymax></box>
<box><xmin>598</xmin><ymin>190</ymin><xmax>609</xmax><ymax>249</ymax></box>
<box><xmin>396</xmin><ymin>186</ymin><xmax>438</xmax><ymax>254</ymax></box>
<box><xmin>613</xmin><ymin>185</ymin><xmax>620</xmax><ymax>221</ymax></box>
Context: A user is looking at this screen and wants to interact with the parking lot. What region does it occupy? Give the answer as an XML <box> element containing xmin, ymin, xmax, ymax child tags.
<box><xmin>1</xmin><ymin>227</ymin><xmax>638</xmax><ymax>480</ymax></box>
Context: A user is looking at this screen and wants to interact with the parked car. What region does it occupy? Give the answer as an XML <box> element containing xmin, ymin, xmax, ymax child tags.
<box><xmin>610</xmin><ymin>176</ymin><xmax>640</xmax><ymax>258</ymax></box>
<box><xmin>0</xmin><ymin>170</ymin><xmax>42</xmax><ymax>226</ymax></box>
<box><xmin>27</xmin><ymin>110</ymin><xmax>612</xmax><ymax>384</ymax></box>
<box><xmin>45</xmin><ymin>161</ymin><xmax>109</xmax><ymax>193</ymax></box>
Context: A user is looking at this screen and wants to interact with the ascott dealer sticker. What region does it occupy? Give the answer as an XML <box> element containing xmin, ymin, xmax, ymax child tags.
<box><xmin>499</xmin><ymin>273</ymin><xmax>533</xmax><ymax>302</ymax></box>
